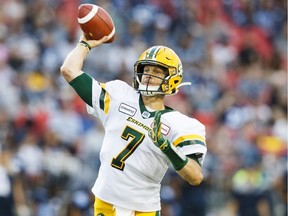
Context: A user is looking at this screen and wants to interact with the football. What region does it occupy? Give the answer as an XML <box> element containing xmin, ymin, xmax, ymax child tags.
<box><xmin>77</xmin><ymin>4</ymin><xmax>115</xmax><ymax>43</ymax></box>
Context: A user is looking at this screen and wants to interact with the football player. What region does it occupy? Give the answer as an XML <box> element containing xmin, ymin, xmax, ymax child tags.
<box><xmin>60</xmin><ymin>35</ymin><xmax>207</xmax><ymax>216</ymax></box>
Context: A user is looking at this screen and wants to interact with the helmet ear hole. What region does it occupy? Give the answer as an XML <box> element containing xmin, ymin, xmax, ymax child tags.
<box><xmin>169</xmin><ymin>79</ymin><xmax>179</xmax><ymax>88</ymax></box>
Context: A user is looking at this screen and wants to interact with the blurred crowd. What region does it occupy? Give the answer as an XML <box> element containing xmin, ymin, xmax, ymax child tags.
<box><xmin>0</xmin><ymin>0</ymin><xmax>287</xmax><ymax>216</ymax></box>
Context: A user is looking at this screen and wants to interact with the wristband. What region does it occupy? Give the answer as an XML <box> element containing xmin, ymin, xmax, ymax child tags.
<box><xmin>79</xmin><ymin>40</ymin><xmax>91</xmax><ymax>51</ymax></box>
<box><xmin>160</xmin><ymin>140</ymin><xmax>188</xmax><ymax>171</ymax></box>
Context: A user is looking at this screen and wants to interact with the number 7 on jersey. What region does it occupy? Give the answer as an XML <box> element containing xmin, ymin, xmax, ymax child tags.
<box><xmin>111</xmin><ymin>126</ymin><xmax>145</xmax><ymax>171</ymax></box>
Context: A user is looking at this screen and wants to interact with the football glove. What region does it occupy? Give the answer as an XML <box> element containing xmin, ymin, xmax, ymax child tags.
<box><xmin>149</xmin><ymin>111</ymin><xmax>188</xmax><ymax>171</ymax></box>
<box><xmin>149</xmin><ymin>110</ymin><xmax>168</xmax><ymax>149</ymax></box>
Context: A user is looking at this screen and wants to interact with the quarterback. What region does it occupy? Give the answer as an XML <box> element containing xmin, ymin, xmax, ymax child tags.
<box><xmin>60</xmin><ymin>35</ymin><xmax>207</xmax><ymax>216</ymax></box>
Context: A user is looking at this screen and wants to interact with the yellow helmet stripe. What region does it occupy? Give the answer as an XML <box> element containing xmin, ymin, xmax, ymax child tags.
<box><xmin>145</xmin><ymin>46</ymin><xmax>162</xmax><ymax>60</ymax></box>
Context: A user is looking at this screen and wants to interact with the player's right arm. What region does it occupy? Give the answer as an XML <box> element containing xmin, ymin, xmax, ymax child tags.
<box><xmin>60</xmin><ymin>35</ymin><xmax>109</xmax><ymax>82</ymax></box>
<box><xmin>60</xmin><ymin>35</ymin><xmax>109</xmax><ymax>106</ymax></box>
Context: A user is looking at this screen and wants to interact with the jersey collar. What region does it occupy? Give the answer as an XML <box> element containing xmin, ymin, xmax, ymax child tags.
<box><xmin>139</xmin><ymin>95</ymin><xmax>173</xmax><ymax>119</ymax></box>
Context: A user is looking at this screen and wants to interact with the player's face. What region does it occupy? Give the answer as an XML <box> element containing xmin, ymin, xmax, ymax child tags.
<box><xmin>141</xmin><ymin>65</ymin><xmax>166</xmax><ymax>86</ymax></box>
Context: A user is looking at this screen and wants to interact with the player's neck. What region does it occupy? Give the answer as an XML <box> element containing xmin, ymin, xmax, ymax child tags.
<box><xmin>141</xmin><ymin>95</ymin><xmax>165</xmax><ymax>111</ymax></box>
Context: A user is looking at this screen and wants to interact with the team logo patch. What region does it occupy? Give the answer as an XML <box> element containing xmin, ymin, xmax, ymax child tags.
<box><xmin>118</xmin><ymin>103</ymin><xmax>137</xmax><ymax>116</ymax></box>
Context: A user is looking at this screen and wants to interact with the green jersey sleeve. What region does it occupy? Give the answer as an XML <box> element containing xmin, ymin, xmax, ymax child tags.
<box><xmin>69</xmin><ymin>73</ymin><xmax>93</xmax><ymax>107</ymax></box>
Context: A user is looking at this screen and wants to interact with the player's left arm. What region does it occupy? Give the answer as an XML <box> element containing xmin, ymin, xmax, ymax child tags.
<box><xmin>177</xmin><ymin>154</ymin><xmax>203</xmax><ymax>185</ymax></box>
<box><xmin>148</xmin><ymin>111</ymin><xmax>205</xmax><ymax>186</ymax></box>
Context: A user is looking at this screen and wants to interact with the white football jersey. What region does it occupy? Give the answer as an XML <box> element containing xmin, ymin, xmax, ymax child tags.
<box><xmin>87</xmin><ymin>79</ymin><xmax>207</xmax><ymax>211</ymax></box>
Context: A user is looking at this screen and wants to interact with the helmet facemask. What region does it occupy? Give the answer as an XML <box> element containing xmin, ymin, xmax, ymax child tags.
<box><xmin>133</xmin><ymin>63</ymin><xmax>169</xmax><ymax>96</ymax></box>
